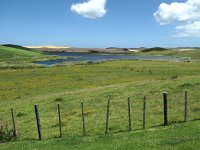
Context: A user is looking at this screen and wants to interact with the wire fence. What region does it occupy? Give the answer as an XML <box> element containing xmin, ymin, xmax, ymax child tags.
<box><xmin>0</xmin><ymin>90</ymin><xmax>200</xmax><ymax>141</ymax></box>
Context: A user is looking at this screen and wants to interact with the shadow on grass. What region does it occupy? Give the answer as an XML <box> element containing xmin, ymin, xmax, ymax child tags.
<box><xmin>5</xmin><ymin>118</ymin><xmax>200</xmax><ymax>143</ymax></box>
<box><xmin>147</xmin><ymin>118</ymin><xmax>200</xmax><ymax>130</ymax></box>
<box><xmin>191</xmin><ymin>118</ymin><xmax>200</xmax><ymax>121</ymax></box>
<box><xmin>97</xmin><ymin>118</ymin><xmax>200</xmax><ymax>136</ymax></box>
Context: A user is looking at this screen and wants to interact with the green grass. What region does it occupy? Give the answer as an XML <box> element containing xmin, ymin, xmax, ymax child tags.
<box><xmin>1</xmin><ymin>121</ymin><xmax>200</xmax><ymax>150</ymax></box>
<box><xmin>2</xmin><ymin>44</ymin><xmax>39</xmax><ymax>52</ymax></box>
<box><xmin>0</xmin><ymin>47</ymin><xmax>200</xmax><ymax>149</ymax></box>
<box><xmin>0</xmin><ymin>45</ymin><xmax>43</xmax><ymax>60</ymax></box>
<box><xmin>0</xmin><ymin>60</ymin><xmax>200</xmax><ymax>148</ymax></box>
<box><xmin>137</xmin><ymin>49</ymin><xmax>200</xmax><ymax>60</ymax></box>
<box><xmin>0</xmin><ymin>45</ymin><xmax>45</xmax><ymax>69</ymax></box>
<box><xmin>0</xmin><ymin>45</ymin><xmax>70</xmax><ymax>69</ymax></box>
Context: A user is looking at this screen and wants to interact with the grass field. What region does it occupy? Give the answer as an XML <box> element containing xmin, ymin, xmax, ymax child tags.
<box><xmin>0</xmin><ymin>46</ymin><xmax>200</xmax><ymax>149</ymax></box>
<box><xmin>0</xmin><ymin>45</ymin><xmax>44</xmax><ymax>61</ymax></box>
<box><xmin>0</xmin><ymin>45</ymin><xmax>69</xmax><ymax>69</ymax></box>
<box><xmin>1</xmin><ymin>121</ymin><xmax>200</xmax><ymax>150</ymax></box>
<box><xmin>137</xmin><ymin>48</ymin><xmax>200</xmax><ymax>60</ymax></box>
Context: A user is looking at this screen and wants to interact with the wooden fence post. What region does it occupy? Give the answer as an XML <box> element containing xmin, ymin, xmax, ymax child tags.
<box><xmin>143</xmin><ymin>96</ymin><xmax>146</xmax><ymax>129</ymax></box>
<box><xmin>11</xmin><ymin>108</ymin><xmax>17</xmax><ymax>139</ymax></box>
<box><xmin>6</xmin><ymin>121</ymin><xmax>8</xmax><ymax>133</ymax></box>
<box><xmin>163</xmin><ymin>92</ymin><xmax>168</xmax><ymax>126</ymax></box>
<box><xmin>81</xmin><ymin>102</ymin><xmax>86</xmax><ymax>136</ymax></box>
<box><xmin>105</xmin><ymin>97</ymin><xmax>110</xmax><ymax>134</ymax></box>
<box><xmin>128</xmin><ymin>97</ymin><xmax>131</xmax><ymax>131</ymax></box>
<box><xmin>57</xmin><ymin>104</ymin><xmax>62</xmax><ymax>138</ymax></box>
<box><xmin>184</xmin><ymin>91</ymin><xmax>188</xmax><ymax>122</ymax></box>
<box><xmin>34</xmin><ymin>104</ymin><xmax>42</xmax><ymax>140</ymax></box>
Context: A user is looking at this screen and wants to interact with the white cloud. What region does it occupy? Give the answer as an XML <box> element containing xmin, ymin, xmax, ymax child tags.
<box><xmin>176</xmin><ymin>21</ymin><xmax>200</xmax><ymax>37</ymax></box>
<box><xmin>71</xmin><ymin>0</ymin><xmax>107</xmax><ymax>19</ymax></box>
<box><xmin>154</xmin><ymin>0</ymin><xmax>200</xmax><ymax>37</ymax></box>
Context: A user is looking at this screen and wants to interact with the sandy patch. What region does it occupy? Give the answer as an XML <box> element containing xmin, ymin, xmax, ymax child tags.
<box><xmin>25</xmin><ymin>45</ymin><xmax>70</xmax><ymax>49</ymax></box>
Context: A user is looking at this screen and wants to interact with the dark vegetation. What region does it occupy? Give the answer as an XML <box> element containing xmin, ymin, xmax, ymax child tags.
<box><xmin>142</xmin><ymin>47</ymin><xmax>170</xmax><ymax>52</ymax></box>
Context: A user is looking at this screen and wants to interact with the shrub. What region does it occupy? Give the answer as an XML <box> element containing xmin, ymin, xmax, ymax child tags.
<box><xmin>54</xmin><ymin>97</ymin><xmax>63</xmax><ymax>102</ymax></box>
<box><xmin>181</xmin><ymin>82</ymin><xmax>193</xmax><ymax>87</ymax></box>
<box><xmin>16</xmin><ymin>112</ymin><xmax>26</xmax><ymax>117</ymax></box>
<box><xmin>171</xmin><ymin>75</ymin><xmax>178</xmax><ymax>79</ymax></box>
<box><xmin>0</xmin><ymin>122</ymin><xmax>14</xmax><ymax>142</ymax></box>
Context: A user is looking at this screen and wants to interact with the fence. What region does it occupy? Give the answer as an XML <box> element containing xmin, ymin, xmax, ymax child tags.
<box><xmin>1</xmin><ymin>90</ymin><xmax>200</xmax><ymax>141</ymax></box>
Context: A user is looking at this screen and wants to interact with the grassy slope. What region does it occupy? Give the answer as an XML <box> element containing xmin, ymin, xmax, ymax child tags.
<box><xmin>2</xmin><ymin>44</ymin><xmax>38</xmax><ymax>51</ymax></box>
<box><xmin>1</xmin><ymin>121</ymin><xmax>200</xmax><ymax>150</ymax></box>
<box><xmin>137</xmin><ymin>49</ymin><xmax>200</xmax><ymax>60</ymax></box>
<box><xmin>0</xmin><ymin>45</ymin><xmax>43</xmax><ymax>61</ymax></box>
<box><xmin>0</xmin><ymin>45</ymin><xmax>47</xmax><ymax>69</ymax></box>
<box><xmin>0</xmin><ymin>50</ymin><xmax>200</xmax><ymax>149</ymax></box>
<box><xmin>0</xmin><ymin>45</ymin><xmax>68</xmax><ymax>69</ymax></box>
<box><xmin>0</xmin><ymin>60</ymin><xmax>199</xmax><ymax>148</ymax></box>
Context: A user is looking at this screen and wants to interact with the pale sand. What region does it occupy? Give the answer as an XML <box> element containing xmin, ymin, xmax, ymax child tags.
<box><xmin>25</xmin><ymin>45</ymin><xmax>70</xmax><ymax>49</ymax></box>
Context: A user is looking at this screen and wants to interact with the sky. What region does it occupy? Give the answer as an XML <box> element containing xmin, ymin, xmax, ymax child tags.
<box><xmin>0</xmin><ymin>0</ymin><xmax>200</xmax><ymax>48</ymax></box>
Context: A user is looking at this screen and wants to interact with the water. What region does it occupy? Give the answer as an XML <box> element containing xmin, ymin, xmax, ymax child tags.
<box><xmin>35</xmin><ymin>52</ymin><xmax>180</xmax><ymax>66</ymax></box>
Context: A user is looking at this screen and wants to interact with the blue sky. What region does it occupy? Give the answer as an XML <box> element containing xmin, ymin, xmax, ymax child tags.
<box><xmin>0</xmin><ymin>0</ymin><xmax>200</xmax><ymax>48</ymax></box>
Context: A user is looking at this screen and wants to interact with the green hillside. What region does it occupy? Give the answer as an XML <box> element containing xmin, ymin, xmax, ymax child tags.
<box><xmin>137</xmin><ymin>48</ymin><xmax>200</xmax><ymax>60</ymax></box>
<box><xmin>0</xmin><ymin>45</ymin><xmax>43</xmax><ymax>61</ymax></box>
<box><xmin>0</xmin><ymin>45</ymin><xmax>200</xmax><ymax>149</ymax></box>
<box><xmin>0</xmin><ymin>45</ymin><xmax>63</xmax><ymax>69</ymax></box>
<box><xmin>3</xmin><ymin>44</ymin><xmax>35</xmax><ymax>51</ymax></box>
<box><xmin>0</xmin><ymin>59</ymin><xmax>200</xmax><ymax>149</ymax></box>
<box><xmin>1</xmin><ymin>121</ymin><xmax>200</xmax><ymax>150</ymax></box>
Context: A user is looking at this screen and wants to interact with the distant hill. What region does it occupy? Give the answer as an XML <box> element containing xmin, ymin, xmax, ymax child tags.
<box><xmin>26</xmin><ymin>45</ymin><xmax>70</xmax><ymax>49</ymax></box>
<box><xmin>177</xmin><ymin>47</ymin><xmax>200</xmax><ymax>49</ymax></box>
<box><xmin>0</xmin><ymin>44</ymin><xmax>43</xmax><ymax>61</ymax></box>
<box><xmin>142</xmin><ymin>47</ymin><xmax>170</xmax><ymax>52</ymax></box>
<box><xmin>2</xmin><ymin>44</ymin><xmax>33</xmax><ymax>51</ymax></box>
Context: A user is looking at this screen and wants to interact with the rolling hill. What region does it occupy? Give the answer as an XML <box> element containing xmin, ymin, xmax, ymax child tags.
<box><xmin>142</xmin><ymin>47</ymin><xmax>170</xmax><ymax>52</ymax></box>
<box><xmin>2</xmin><ymin>44</ymin><xmax>35</xmax><ymax>51</ymax></box>
<box><xmin>0</xmin><ymin>44</ymin><xmax>43</xmax><ymax>61</ymax></box>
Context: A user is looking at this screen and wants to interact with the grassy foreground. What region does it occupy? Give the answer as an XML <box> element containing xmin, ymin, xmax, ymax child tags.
<box><xmin>0</xmin><ymin>47</ymin><xmax>200</xmax><ymax>149</ymax></box>
<box><xmin>1</xmin><ymin>121</ymin><xmax>200</xmax><ymax>150</ymax></box>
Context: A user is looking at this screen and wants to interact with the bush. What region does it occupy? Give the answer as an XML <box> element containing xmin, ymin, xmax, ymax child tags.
<box><xmin>171</xmin><ymin>75</ymin><xmax>178</xmax><ymax>79</ymax></box>
<box><xmin>16</xmin><ymin>112</ymin><xmax>26</xmax><ymax>117</ymax></box>
<box><xmin>181</xmin><ymin>82</ymin><xmax>193</xmax><ymax>87</ymax></box>
<box><xmin>54</xmin><ymin>97</ymin><xmax>63</xmax><ymax>102</ymax></box>
<box><xmin>0</xmin><ymin>122</ymin><xmax>14</xmax><ymax>142</ymax></box>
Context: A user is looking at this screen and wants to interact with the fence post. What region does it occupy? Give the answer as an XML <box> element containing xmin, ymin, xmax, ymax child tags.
<box><xmin>11</xmin><ymin>108</ymin><xmax>17</xmax><ymax>139</ymax></box>
<box><xmin>184</xmin><ymin>91</ymin><xmax>188</xmax><ymax>122</ymax></box>
<box><xmin>163</xmin><ymin>92</ymin><xmax>168</xmax><ymax>126</ymax></box>
<box><xmin>6</xmin><ymin>121</ymin><xmax>8</xmax><ymax>133</ymax></box>
<box><xmin>57</xmin><ymin>104</ymin><xmax>62</xmax><ymax>138</ymax></box>
<box><xmin>143</xmin><ymin>96</ymin><xmax>146</xmax><ymax>129</ymax></box>
<box><xmin>81</xmin><ymin>102</ymin><xmax>86</xmax><ymax>136</ymax></box>
<box><xmin>105</xmin><ymin>97</ymin><xmax>110</xmax><ymax>134</ymax></box>
<box><xmin>34</xmin><ymin>104</ymin><xmax>42</xmax><ymax>140</ymax></box>
<box><xmin>128</xmin><ymin>97</ymin><xmax>131</xmax><ymax>131</ymax></box>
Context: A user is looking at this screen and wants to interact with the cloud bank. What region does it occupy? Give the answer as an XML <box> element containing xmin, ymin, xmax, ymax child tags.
<box><xmin>71</xmin><ymin>0</ymin><xmax>107</xmax><ymax>19</ymax></box>
<box><xmin>154</xmin><ymin>0</ymin><xmax>200</xmax><ymax>37</ymax></box>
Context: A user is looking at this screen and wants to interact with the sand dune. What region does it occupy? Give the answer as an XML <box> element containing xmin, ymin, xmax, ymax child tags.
<box><xmin>26</xmin><ymin>45</ymin><xmax>70</xmax><ymax>49</ymax></box>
